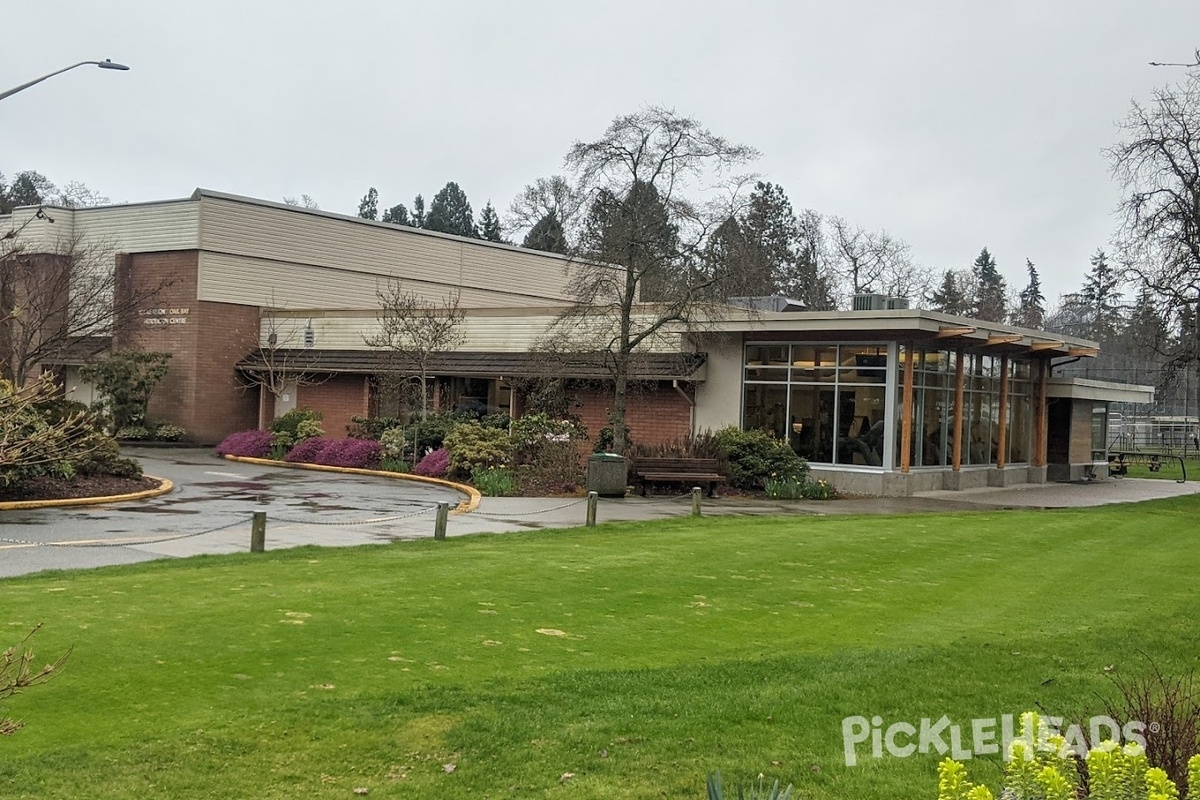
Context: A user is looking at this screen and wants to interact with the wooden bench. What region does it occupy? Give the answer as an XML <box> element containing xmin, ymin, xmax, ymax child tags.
<box><xmin>632</xmin><ymin>457</ymin><xmax>725</xmax><ymax>497</ymax></box>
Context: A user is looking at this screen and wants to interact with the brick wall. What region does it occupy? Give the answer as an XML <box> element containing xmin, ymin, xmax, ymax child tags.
<box><xmin>571</xmin><ymin>383</ymin><xmax>694</xmax><ymax>449</ymax></box>
<box><xmin>114</xmin><ymin>251</ymin><xmax>258</xmax><ymax>443</ymax></box>
<box><xmin>297</xmin><ymin>375</ymin><xmax>370</xmax><ymax>438</ymax></box>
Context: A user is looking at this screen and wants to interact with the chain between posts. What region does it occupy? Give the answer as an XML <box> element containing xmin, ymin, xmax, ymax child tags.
<box><xmin>0</xmin><ymin>516</ymin><xmax>249</xmax><ymax>549</ymax></box>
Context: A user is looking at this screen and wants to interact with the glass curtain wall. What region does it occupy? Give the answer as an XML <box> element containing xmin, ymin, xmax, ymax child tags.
<box><xmin>743</xmin><ymin>344</ymin><xmax>889</xmax><ymax>467</ymax></box>
<box><xmin>900</xmin><ymin>347</ymin><xmax>1034</xmax><ymax>468</ymax></box>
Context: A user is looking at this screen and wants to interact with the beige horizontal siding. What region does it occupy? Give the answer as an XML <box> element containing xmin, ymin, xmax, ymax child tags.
<box><xmin>1</xmin><ymin>202</ymin><xmax>198</xmax><ymax>261</ymax></box>
<box><xmin>198</xmin><ymin>252</ymin><xmax>568</xmax><ymax>310</ymax></box>
<box><xmin>261</xmin><ymin>313</ymin><xmax>684</xmax><ymax>353</ymax></box>
<box><xmin>198</xmin><ymin>195</ymin><xmax>574</xmax><ymax>302</ymax></box>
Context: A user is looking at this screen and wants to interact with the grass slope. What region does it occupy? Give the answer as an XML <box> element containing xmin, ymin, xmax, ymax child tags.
<box><xmin>1</xmin><ymin>497</ymin><xmax>1198</xmax><ymax>798</ymax></box>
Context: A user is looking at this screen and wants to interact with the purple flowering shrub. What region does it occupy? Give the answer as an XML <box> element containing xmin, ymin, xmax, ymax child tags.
<box><xmin>311</xmin><ymin>438</ymin><xmax>383</xmax><ymax>469</ymax></box>
<box><xmin>414</xmin><ymin>447</ymin><xmax>450</xmax><ymax>478</ymax></box>
<box><xmin>215</xmin><ymin>429</ymin><xmax>273</xmax><ymax>458</ymax></box>
<box><xmin>284</xmin><ymin>436</ymin><xmax>331</xmax><ymax>464</ymax></box>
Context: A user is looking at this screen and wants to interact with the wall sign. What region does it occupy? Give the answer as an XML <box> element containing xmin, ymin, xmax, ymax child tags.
<box><xmin>139</xmin><ymin>307</ymin><xmax>190</xmax><ymax>325</ymax></box>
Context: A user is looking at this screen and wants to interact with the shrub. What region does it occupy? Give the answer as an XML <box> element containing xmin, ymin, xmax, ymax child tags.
<box><xmin>414</xmin><ymin>447</ymin><xmax>450</xmax><ymax>478</ymax></box>
<box><xmin>379</xmin><ymin>426</ymin><xmax>408</xmax><ymax>461</ymax></box>
<box><xmin>348</xmin><ymin>415</ymin><xmax>405</xmax><ymax>440</ymax></box>
<box><xmin>283</xmin><ymin>436</ymin><xmax>330</xmax><ymax>464</ymax></box>
<box><xmin>934</xmin><ymin>711</ymin><xmax>1200</xmax><ymax>800</ymax></box>
<box><xmin>378</xmin><ymin>457</ymin><xmax>408</xmax><ymax>473</ymax></box>
<box><xmin>312</xmin><ymin>438</ymin><xmax>382</xmax><ymax>469</ymax></box>
<box><xmin>215</xmin><ymin>429</ymin><xmax>273</xmax><ymax>458</ymax></box>
<box><xmin>79</xmin><ymin>350</ymin><xmax>172</xmax><ymax>431</ymax></box>
<box><xmin>473</xmin><ymin>467</ymin><xmax>517</xmax><ymax>497</ymax></box>
<box><xmin>443</xmin><ymin>421</ymin><xmax>510</xmax><ymax>477</ymax></box>
<box><xmin>153</xmin><ymin>423</ymin><xmax>186</xmax><ymax>442</ymax></box>
<box><xmin>115</xmin><ymin>425</ymin><xmax>151</xmax><ymax>441</ymax></box>
<box><xmin>479</xmin><ymin>412</ymin><xmax>511</xmax><ymax>431</ymax></box>
<box><xmin>270</xmin><ymin>408</ymin><xmax>323</xmax><ymax>448</ymax></box>
<box><xmin>715</xmin><ymin>427</ymin><xmax>808</xmax><ymax>490</ymax></box>
<box><xmin>517</xmin><ymin>440</ymin><xmax>583</xmax><ymax>494</ymax></box>
<box><xmin>72</xmin><ymin>434</ymin><xmax>142</xmax><ymax>478</ymax></box>
<box><xmin>511</xmin><ymin>413</ymin><xmax>586</xmax><ymax>463</ymax></box>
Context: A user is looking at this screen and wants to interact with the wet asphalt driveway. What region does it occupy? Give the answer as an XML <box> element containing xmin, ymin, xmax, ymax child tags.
<box><xmin>0</xmin><ymin>448</ymin><xmax>465</xmax><ymax>578</ymax></box>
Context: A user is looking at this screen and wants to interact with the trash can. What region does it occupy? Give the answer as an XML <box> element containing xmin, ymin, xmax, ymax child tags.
<box><xmin>587</xmin><ymin>453</ymin><xmax>628</xmax><ymax>497</ymax></box>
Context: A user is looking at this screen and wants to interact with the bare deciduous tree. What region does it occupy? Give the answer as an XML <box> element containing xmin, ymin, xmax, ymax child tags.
<box><xmin>1</xmin><ymin>623</ymin><xmax>70</xmax><ymax>736</ymax></box>
<box><xmin>1108</xmin><ymin>67</ymin><xmax>1200</xmax><ymax>324</ymax></box>
<box><xmin>364</xmin><ymin>279</ymin><xmax>465</xmax><ymax>421</ymax></box>
<box><xmin>826</xmin><ymin>216</ymin><xmax>927</xmax><ymax>302</ymax></box>
<box><xmin>505</xmin><ymin>175</ymin><xmax>586</xmax><ymax>245</ymax></box>
<box><xmin>543</xmin><ymin>106</ymin><xmax>759</xmax><ymax>454</ymax></box>
<box><xmin>0</xmin><ymin>232</ymin><xmax>168</xmax><ymax>387</ymax></box>
<box><xmin>236</xmin><ymin>304</ymin><xmax>331</xmax><ymax>425</ymax></box>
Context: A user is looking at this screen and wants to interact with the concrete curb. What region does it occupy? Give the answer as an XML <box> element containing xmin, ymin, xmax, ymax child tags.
<box><xmin>221</xmin><ymin>455</ymin><xmax>481</xmax><ymax>514</ymax></box>
<box><xmin>0</xmin><ymin>476</ymin><xmax>175</xmax><ymax>511</ymax></box>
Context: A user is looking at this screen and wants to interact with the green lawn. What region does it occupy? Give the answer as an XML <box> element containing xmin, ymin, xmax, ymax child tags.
<box><xmin>1115</xmin><ymin>454</ymin><xmax>1198</xmax><ymax>481</ymax></box>
<box><xmin>2</xmin><ymin>497</ymin><xmax>1199</xmax><ymax>799</ymax></box>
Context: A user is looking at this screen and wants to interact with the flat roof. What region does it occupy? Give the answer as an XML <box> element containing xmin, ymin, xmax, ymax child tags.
<box><xmin>706</xmin><ymin>307</ymin><xmax>1099</xmax><ymax>357</ymax></box>
<box><xmin>1046</xmin><ymin>377</ymin><xmax>1155</xmax><ymax>404</ymax></box>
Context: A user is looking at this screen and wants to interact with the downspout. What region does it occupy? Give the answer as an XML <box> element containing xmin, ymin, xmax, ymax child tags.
<box><xmin>672</xmin><ymin>379</ymin><xmax>695</xmax><ymax>435</ymax></box>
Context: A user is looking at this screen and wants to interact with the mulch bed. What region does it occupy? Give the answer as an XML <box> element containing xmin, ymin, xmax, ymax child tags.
<box><xmin>0</xmin><ymin>475</ymin><xmax>161</xmax><ymax>503</ymax></box>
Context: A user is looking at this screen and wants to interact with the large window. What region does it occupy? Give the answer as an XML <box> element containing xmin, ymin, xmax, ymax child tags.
<box><xmin>900</xmin><ymin>347</ymin><xmax>1034</xmax><ymax>468</ymax></box>
<box><xmin>743</xmin><ymin>343</ymin><xmax>890</xmax><ymax>467</ymax></box>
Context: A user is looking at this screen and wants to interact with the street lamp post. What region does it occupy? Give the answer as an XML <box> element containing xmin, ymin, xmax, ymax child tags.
<box><xmin>0</xmin><ymin>59</ymin><xmax>129</xmax><ymax>102</ymax></box>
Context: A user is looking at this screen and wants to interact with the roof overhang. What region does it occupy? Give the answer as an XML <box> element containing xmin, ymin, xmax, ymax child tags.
<box><xmin>236</xmin><ymin>349</ymin><xmax>708</xmax><ymax>382</ymax></box>
<box><xmin>1046</xmin><ymin>377</ymin><xmax>1155</xmax><ymax>404</ymax></box>
<box><xmin>704</xmin><ymin>308</ymin><xmax>1099</xmax><ymax>357</ymax></box>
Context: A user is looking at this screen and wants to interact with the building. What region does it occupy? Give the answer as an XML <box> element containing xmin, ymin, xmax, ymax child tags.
<box><xmin>1</xmin><ymin>190</ymin><xmax>1153</xmax><ymax>496</ymax></box>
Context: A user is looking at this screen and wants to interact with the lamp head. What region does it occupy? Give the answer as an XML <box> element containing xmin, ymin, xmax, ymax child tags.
<box><xmin>97</xmin><ymin>59</ymin><xmax>130</xmax><ymax>71</ymax></box>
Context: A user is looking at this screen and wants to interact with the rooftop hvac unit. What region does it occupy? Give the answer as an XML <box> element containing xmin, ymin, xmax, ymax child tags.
<box><xmin>887</xmin><ymin>297</ymin><xmax>911</xmax><ymax>310</ymax></box>
<box><xmin>851</xmin><ymin>293</ymin><xmax>887</xmax><ymax>311</ymax></box>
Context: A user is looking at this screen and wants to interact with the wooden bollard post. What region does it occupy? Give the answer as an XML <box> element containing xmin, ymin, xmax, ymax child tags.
<box><xmin>250</xmin><ymin>511</ymin><xmax>266</xmax><ymax>552</ymax></box>
<box><xmin>691</xmin><ymin>486</ymin><xmax>702</xmax><ymax>517</ymax></box>
<box><xmin>434</xmin><ymin>503</ymin><xmax>449</xmax><ymax>540</ymax></box>
<box><xmin>586</xmin><ymin>491</ymin><xmax>598</xmax><ymax>527</ymax></box>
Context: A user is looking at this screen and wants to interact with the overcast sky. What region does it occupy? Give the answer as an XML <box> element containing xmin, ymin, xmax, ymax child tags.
<box><xmin>3</xmin><ymin>1</ymin><xmax>1198</xmax><ymax>301</ymax></box>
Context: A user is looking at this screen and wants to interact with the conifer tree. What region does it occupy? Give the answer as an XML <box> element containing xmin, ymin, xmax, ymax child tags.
<box><xmin>425</xmin><ymin>182</ymin><xmax>476</xmax><ymax>237</ymax></box>
<box><xmin>357</xmin><ymin>187</ymin><xmax>379</xmax><ymax>221</ymax></box>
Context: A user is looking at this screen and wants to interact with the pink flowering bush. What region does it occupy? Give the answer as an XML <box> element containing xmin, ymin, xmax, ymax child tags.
<box><xmin>284</xmin><ymin>436</ymin><xmax>331</xmax><ymax>464</ymax></box>
<box><xmin>312</xmin><ymin>438</ymin><xmax>382</xmax><ymax>469</ymax></box>
<box><xmin>414</xmin><ymin>447</ymin><xmax>450</xmax><ymax>478</ymax></box>
<box><xmin>215</xmin><ymin>429</ymin><xmax>273</xmax><ymax>458</ymax></box>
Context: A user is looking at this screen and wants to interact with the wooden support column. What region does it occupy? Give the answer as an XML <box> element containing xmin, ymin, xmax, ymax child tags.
<box><xmin>1032</xmin><ymin>358</ymin><xmax>1049</xmax><ymax>467</ymax></box>
<box><xmin>900</xmin><ymin>343</ymin><xmax>915</xmax><ymax>473</ymax></box>
<box><xmin>996</xmin><ymin>355</ymin><xmax>1009</xmax><ymax>470</ymax></box>
<box><xmin>952</xmin><ymin>348</ymin><xmax>965</xmax><ymax>471</ymax></box>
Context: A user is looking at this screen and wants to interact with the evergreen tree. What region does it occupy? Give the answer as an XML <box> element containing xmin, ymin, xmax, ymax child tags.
<box><xmin>787</xmin><ymin>209</ymin><xmax>838</xmax><ymax>310</ymax></box>
<box><xmin>382</xmin><ymin>203</ymin><xmax>410</xmax><ymax>225</ymax></box>
<box><xmin>412</xmin><ymin>194</ymin><xmax>426</xmax><ymax>228</ymax></box>
<box><xmin>357</xmin><ymin>187</ymin><xmax>379</xmax><ymax>221</ymax></box>
<box><xmin>425</xmin><ymin>182</ymin><xmax>476</xmax><ymax>237</ymax></box>
<box><xmin>704</xmin><ymin>215</ymin><xmax>752</xmax><ymax>294</ymax></box>
<box><xmin>1012</xmin><ymin>259</ymin><xmax>1046</xmax><ymax>329</ymax></box>
<box><xmin>522</xmin><ymin>211</ymin><xmax>568</xmax><ymax>254</ymax></box>
<box><xmin>1081</xmin><ymin>249</ymin><xmax>1124</xmax><ymax>342</ymax></box>
<box><xmin>583</xmin><ymin>179</ymin><xmax>679</xmax><ymax>302</ymax></box>
<box><xmin>478</xmin><ymin>201</ymin><xmax>504</xmax><ymax>242</ymax></box>
<box><xmin>738</xmin><ymin>181</ymin><xmax>799</xmax><ymax>296</ymax></box>
<box><xmin>971</xmin><ymin>247</ymin><xmax>1007</xmax><ymax>322</ymax></box>
<box><xmin>928</xmin><ymin>269</ymin><xmax>971</xmax><ymax>316</ymax></box>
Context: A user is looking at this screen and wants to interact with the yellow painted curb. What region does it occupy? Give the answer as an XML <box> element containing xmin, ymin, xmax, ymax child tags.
<box><xmin>0</xmin><ymin>476</ymin><xmax>175</xmax><ymax>511</ymax></box>
<box><xmin>222</xmin><ymin>455</ymin><xmax>481</xmax><ymax>514</ymax></box>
